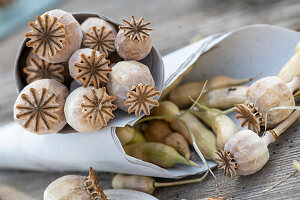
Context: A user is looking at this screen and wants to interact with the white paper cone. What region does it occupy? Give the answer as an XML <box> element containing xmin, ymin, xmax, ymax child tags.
<box><xmin>1</xmin><ymin>24</ymin><xmax>299</xmax><ymax>178</ymax></box>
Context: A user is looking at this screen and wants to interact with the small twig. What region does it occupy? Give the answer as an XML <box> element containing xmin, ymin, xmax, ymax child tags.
<box><xmin>179</xmin><ymin>80</ymin><xmax>208</xmax><ymax>118</ymax></box>
<box><xmin>262</xmin><ymin>170</ymin><xmax>297</xmax><ymax>193</ymax></box>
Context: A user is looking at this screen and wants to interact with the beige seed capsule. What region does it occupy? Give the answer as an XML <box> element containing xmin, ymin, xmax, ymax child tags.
<box><xmin>25</xmin><ymin>9</ymin><xmax>83</xmax><ymax>63</ymax></box>
<box><xmin>234</xmin><ymin>76</ymin><xmax>299</xmax><ymax>133</ymax></box>
<box><xmin>115</xmin><ymin>15</ymin><xmax>153</xmax><ymax>61</ymax></box>
<box><xmin>44</xmin><ymin>167</ymin><xmax>107</xmax><ymax>200</ymax></box>
<box><xmin>13</xmin><ymin>79</ymin><xmax>69</xmax><ymax>134</ymax></box>
<box><xmin>106</xmin><ymin>61</ymin><xmax>160</xmax><ymax>117</ymax></box>
<box><xmin>64</xmin><ymin>86</ymin><xmax>117</xmax><ymax>132</ymax></box>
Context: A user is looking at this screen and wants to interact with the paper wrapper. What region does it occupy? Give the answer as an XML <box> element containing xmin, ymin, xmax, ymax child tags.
<box><xmin>1</xmin><ymin>24</ymin><xmax>300</xmax><ymax>178</ymax></box>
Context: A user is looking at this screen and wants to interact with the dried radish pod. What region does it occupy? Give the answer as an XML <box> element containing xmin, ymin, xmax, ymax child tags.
<box><xmin>170</xmin><ymin>112</ymin><xmax>218</xmax><ymax>160</ymax></box>
<box><xmin>144</xmin><ymin>120</ymin><xmax>172</xmax><ymax>143</ymax></box>
<box><xmin>234</xmin><ymin>76</ymin><xmax>300</xmax><ymax>133</ymax></box>
<box><xmin>44</xmin><ymin>167</ymin><xmax>107</xmax><ymax>200</ymax></box>
<box><xmin>123</xmin><ymin>142</ymin><xmax>199</xmax><ymax>168</ymax></box>
<box><xmin>106</xmin><ymin>61</ymin><xmax>160</xmax><ymax>117</ymax></box>
<box><xmin>69</xmin><ymin>48</ymin><xmax>111</xmax><ymax>89</ymax></box>
<box><xmin>13</xmin><ymin>79</ymin><xmax>69</xmax><ymax>134</ymax></box>
<box><xmin>278</xmin><ymin>41</ymin><xmax>300</xmax><ymax>82</ymax></box>
<box><xmin>198</xmin><ymin>86</ymin><xmax>248</xmax><ymax>110</ymax></box>
<box><xmin>216</xmin><ymin>110</ymin><xmax>300</xmax><ymax>178</ymax></box>
<box><xmin>169</xmin><ymin>75</ymin><xmax>255</xmax><ymax>108</ymax></box>
<box><xmin>164</xmin><ymin>132</ymin><xmax>191</xmax><ymax>159</ymax></box>
<box><xmin>115</xmin><ymin>15</ymin><xmax>153</xmax><ymax>61</ymax></box>
<box><xmin>64</xmin><ymin>86</ymin><xmax>117</xmax><ymax>132</ymax></box>
<box><xmin>25</xmin><ymin>9</ymin><xmax>83</xmax><ymax>63</ymax></box>
<box><xmin>112</xmin><ymin>173</ymin><xmax>208</xmax><ymax>195</ymax></box>
<box><xmin>192</xmin><ymin>104</ymin><xmax>238</xmax><ymax>149</ymax></box>
<box><xmin>150</xmin><ymin>100</ymin><xmax>180</xmax><ymax>122</ymax></box>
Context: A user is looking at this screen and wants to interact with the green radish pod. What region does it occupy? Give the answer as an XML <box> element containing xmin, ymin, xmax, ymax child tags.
<box><xmin>170</xmin><ymin>112</ymin><xmax>217</xmax><ymax>160</ymax></box>
<box><xmin>150</xmin><ymin>101</ymin><xmax>180</xmax><ymax>122</ymax></box>
<box><xmin>123</xmin><ymin>142</ymin><xmax>199</xmax><ymax>168</ymax></box>
<box><xmin>191</xmin><ymin>104</ymin><xmax>238</xmax><ymax>149</ymax></box>
<box><xmin>130</xmin><ymin>129</ymin><xmax>147</xmax><ymax>143</ymax></box>
<box><xmin>164</xmin><ymin>132</ymin><xmax>191</xmax><ymax>159</ymax></box>
<box><xmin>116</xmin><ymin>125</ymin><xmax>135</xmax><ymax>145</ymax></box>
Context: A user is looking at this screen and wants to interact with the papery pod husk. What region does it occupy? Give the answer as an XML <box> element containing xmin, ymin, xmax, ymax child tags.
<box><xmin>170</xmin><ymin>112</ymin><xmax>218</xmax><ymax>160</ymax></box>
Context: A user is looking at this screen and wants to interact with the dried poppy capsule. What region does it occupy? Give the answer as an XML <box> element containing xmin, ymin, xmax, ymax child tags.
<box><xmin>64</xmin><ymin>86</ymin><xmax>117</xmax><ymax>132</ymax></box>
<box><xmin>216</xmin><ymin>109</ymin><xmax>300</xmax><ymax>178</ymax></box>
<box><xmin>13</xmin><ymin>79</ymin><xmax>69</xmax><ymax>134</ymax></box>
<box><xmin>233</xmin><ymin>76</ymin><xmax>300</xmax><ymax>133</ymax></box>
<box><xmin>24</xmin><ymin>50</ymin><xmax>64</xmax><ymax>84</ymax></box>
<box><xmin>217</xmin><ymin>110</ymin><xmax>300</xmax><ymax>178</ymax></box>
<box><xmin>69</xmin><ymin>48</ymin><xmax>111</xmax><ymax>89</ymax></box>
<box><xmin>25</xmin><ymin>9</ymin><xmax>83</xmax><ymax>63</ymax></box>
<box><xmin>44</xmin><ymin>167</ymin><xmax>107</xmax><ymax>200</ymax></box>
<box><xmin>115</xmin><ymin>15</ymin><xmax>153</xmax><ymax>61</ymax></box>
<box><xmin>81</xmin><ymin>17</ymin><xmax>117</xmax><ymax>36</ymax></box>
<box><xmin>106</xmin><ymin>61</ymin><xmax>160</xmax><ymax>117</ymax></box>
<box><xmin>25</xmin><ymin>50</ymin><xmax>72</xmax><ymax>86</ymax></box>
<box><xmin>81</xmin><ymin>17</ymin><xmax>117</xmax><ymax>57</ymax></box>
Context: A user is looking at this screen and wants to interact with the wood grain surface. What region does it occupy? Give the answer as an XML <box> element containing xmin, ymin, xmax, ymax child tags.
<box><xmin>0</xmin><ymin>0</ymin><xmax>300</xmax><ymax>199</ymax></box>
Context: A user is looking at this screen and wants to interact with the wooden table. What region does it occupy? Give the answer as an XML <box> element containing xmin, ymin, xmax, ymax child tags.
<box><xmin>0</xmin><ymin>0</ymin><xmax>300</xmax><ymax>199</ymax></box>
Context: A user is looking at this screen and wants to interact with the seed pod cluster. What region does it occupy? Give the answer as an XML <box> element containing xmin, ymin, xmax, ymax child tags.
<box><xmin>15</xmin><ymin>9</ymin><xmax>161</xmax><ymax>134</ymax></box>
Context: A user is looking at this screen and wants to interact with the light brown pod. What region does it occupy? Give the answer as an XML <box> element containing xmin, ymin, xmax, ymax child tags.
<box><xmin>25</xmin><ymin>9</ymin><xmax>83</xmax><ymax>63</ymax></box>
<box><xmin>44</xmin><ymin>167</ymin><xmax>107</xmax><ymax>200</ymax></box>
<box><xmin>169</xmin><ymin>75</ymin><xmax>255</xmax><ymax>108</ymax></box>
<box><xmin>234</xmin><ymin>76</ymin><xmax>299</xmax><ymax>133</ymax></box>
<box><xmin>164</xmin><ymin>132</ymin><xmax>190</xmax><ymax>159</ymax></box>
<box><xmin>64</xmin><ymin>86</ymin><xmax>117</xmax><ymax>132</ymax></box>
<box><xmin>69</xmin><ymin>48</ymin><xmax>111</xmax><ymax>89</ymax></box>
<box><xmin>115</xmin><ymin>15</ymin><xmax>153</xmax><ymax>61</ymax></box>
<box><xmin>144</xmin><ymin>120</ymin><xmax>172</xmax><ymax>143</ymax></box>
<box><xmin>13</xmin><ymin>79</ymin><xmax>69</xmax><ymax>134</ymax></box>
<box><xmin>106</xmin><ymin>61</ymin><xmax>160</xmax><ymax>117</ymax></box>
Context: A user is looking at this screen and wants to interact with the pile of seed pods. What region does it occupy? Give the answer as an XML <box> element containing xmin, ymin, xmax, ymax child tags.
<box><xmin>13</xmin><ymin>9</ymin><xmax>161</xmax><ymax>134</ymax></box>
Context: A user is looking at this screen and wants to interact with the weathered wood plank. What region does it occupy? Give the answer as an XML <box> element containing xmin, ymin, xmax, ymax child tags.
<box><xmin>0</xmin><ymin>0</ymin><xmax>300</xmax><ymax>199</ymax></box>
